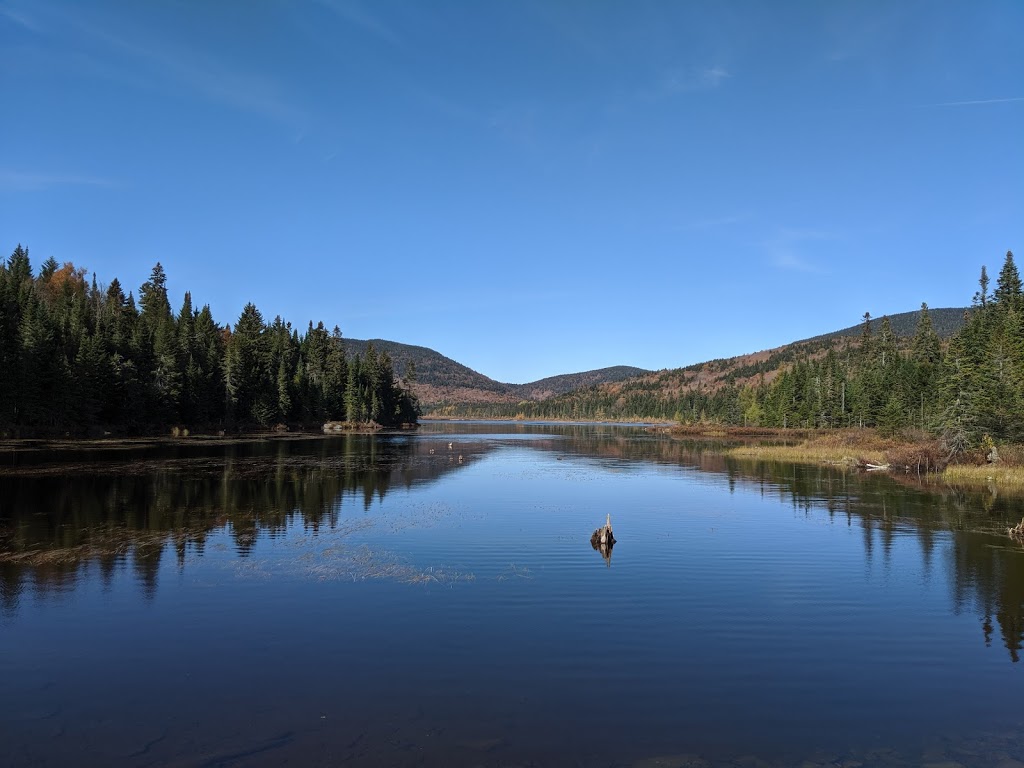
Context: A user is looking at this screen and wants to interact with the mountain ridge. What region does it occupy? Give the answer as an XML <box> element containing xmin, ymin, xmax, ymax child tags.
<box><xmin>340</xmin><ymin>338</ymin><xmax>650</xmax><ymax>406</ymax></box>
<box><xmin>344</xmin><ymin>307</ymin><xmax>968</xmax><ymax>412</ymax></box>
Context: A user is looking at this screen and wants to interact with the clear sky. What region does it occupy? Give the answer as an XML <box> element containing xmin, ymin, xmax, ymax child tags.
<box><xmin>2</xmin><ymin>1</ymin><xmax>1022</xmax><ymax>383</ymax></box>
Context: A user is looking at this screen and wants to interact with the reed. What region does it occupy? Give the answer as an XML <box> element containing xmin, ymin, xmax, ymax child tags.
<box><xmin>941</xmin><ymin>464</ymin><xmax>1024</xmax><ymax>490</ymax></box>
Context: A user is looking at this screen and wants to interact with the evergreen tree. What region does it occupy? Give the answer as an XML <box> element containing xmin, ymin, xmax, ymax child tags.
<box><xmin>225</xmin><ymin>303</ymin><xmax>270</xmax><ymax>425</ymax></box>
<box><xmin>192</xmin><ymin>305</ymin><xmax>225</xmax><ymax>425</ymax></box>
<box><xmin>344</xmin><ymin>354</ymin><xmax>362</xmax><ymax>423</ymax></box>
<box><xmin>911</xmin><ymin>303</ymin><xmax>941</xmax><ymax>367</ymax></box>
<box><xmin>138</xmin><ymin>262</ymin><xmax>172</xmax><ymax>327</ymax></box>
<box><xmin>325</xmin><ymin>326</ymin><xmax>348</xmax><ymax>420</ymax></box>
<box><xmin>994</xmin><ymin>250</ymin><xmax>1022</xmax><ymax>310</ymax></box>
<box><xmin>974</xmin><ymin>265</ymin><xmax>990</xmax><ymax>308</ymax></box>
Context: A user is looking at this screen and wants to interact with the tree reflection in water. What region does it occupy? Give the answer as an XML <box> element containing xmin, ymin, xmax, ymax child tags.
<box><xmin>1</xmin><ymin>426</ymin><xmax>1023</xmax><ymax>662</ymax></box>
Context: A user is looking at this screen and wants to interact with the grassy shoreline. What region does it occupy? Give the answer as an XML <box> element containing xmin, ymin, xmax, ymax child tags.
<box><xmin>706</xmin><ymin>426</ymin><xmax>1024</xmax><ymax>492</ymax></box>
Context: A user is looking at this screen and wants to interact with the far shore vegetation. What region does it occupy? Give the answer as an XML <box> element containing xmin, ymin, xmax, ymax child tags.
<box><xmin>690</xmin><ymin>426</ymin><xmax>1024</xmax><ymax>493</ymax></box>
<box><xmin>0</xmin><ymin>246</ymin><xmax>419</xmax><ymax>439</ymax></box>
<box><xmin>427</xmin><ymin>250</ymin><xmax>1024</xmax><ymax>492</ymax></box>
<box><xmin>5</xmin><ymin>243</ymin><xmax>1024</xmax><ymax>500</ymax></box>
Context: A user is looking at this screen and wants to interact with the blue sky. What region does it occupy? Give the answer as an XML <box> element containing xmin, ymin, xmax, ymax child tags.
<box><xmin>2</xmin><ymin>1</ymin><xmax>1022</xmax><ymax>383</ymax></box>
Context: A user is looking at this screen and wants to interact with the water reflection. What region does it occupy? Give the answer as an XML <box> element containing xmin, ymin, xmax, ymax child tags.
<box><xmin>0</xmin><ymin>434</ymin><xmax>472</xmax><ymax>612</ymax></box>
<box><xmin>2</xmin><ymin>425</ymin><xmax>1024</xmax><ymax>664</ymax></box>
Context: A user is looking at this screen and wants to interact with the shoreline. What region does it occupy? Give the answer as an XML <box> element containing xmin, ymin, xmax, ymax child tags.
<box><xmin>0</xmin><ymin>424</ymin><xmax>413</xmax><ymax>462</ymax></box>
<box><xmin>713</xmin><ymin>427</ymin><xmax>1024</xmax><ymax>493</ymax></box>
<box><xmin>5</xmin><ymin>421</ymin><xmax>1023</xmax><ymax>495</ymax></box>
<box><xmin>419</xmin><ymin>415</ymin><xmax>675</xmax><ymax>427</ymax></box>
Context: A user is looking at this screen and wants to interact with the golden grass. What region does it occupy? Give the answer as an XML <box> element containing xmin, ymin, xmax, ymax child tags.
<box><xmin>728</xmin><ymin>443</ymin><xmax>865</xmax><ymax>466</ymax></box>
<box><xmin>723</xmin><ymin>427</ymin><xmax>1024</xmax><ymax>494</ymax></box>
<box><xmin>727</xmin><ymin>429</ymin><xmax>893</xmax><ymax>466</ymax></box>
<box><xmin>941</xmin><ymin>464</ymin><xmax>1024</xmax><ymax>490</ymax></box>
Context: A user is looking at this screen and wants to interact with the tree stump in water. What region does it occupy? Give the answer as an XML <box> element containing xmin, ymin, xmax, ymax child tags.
<box><xmin>590</xmin><ymin>513</ymin><xmax>616</xmax><ymax>566</ymax></box>
<box><xmin>1009</xmin><ymin>517</ymin><xmax>1024</xmax><ymax>542</ymax></box>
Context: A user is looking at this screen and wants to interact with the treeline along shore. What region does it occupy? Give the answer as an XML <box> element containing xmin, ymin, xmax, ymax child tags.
<box><xmin>440</xmin><ymin>252</ymin><xmax>1023</xmax><ymax>449</ymax></box>
<box><xmin>0</xmin><ymin>245</ymin><xmax>419</xmax><ymax>438</ymax></box>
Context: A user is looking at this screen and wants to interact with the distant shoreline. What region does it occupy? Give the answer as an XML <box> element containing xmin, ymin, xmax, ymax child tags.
<box><xmin>0</xmin><ymin>426</ymin><xmax>414</xmax><ymax>465</ymax></box>
<box><xmin>419</xmin><ymin>415</ymin><xmax>674</xmax><ymax>427</ymax></box>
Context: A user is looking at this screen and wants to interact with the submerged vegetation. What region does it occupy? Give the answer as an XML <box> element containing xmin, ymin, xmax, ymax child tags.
<box><xmin>0</xmin><ymin>245</ymin><xmax>419</xmax><ymax>436</ymax></box>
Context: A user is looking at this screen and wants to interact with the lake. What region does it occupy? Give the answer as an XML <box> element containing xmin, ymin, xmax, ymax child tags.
<box><xmin>1</xmin><ymin>422</ymin><xmax>1023</xmax><ymax>767</ymax></box>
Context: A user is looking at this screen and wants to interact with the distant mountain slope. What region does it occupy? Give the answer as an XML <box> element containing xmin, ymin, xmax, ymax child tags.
<box><xmin>341</xmin><ymin>338</ymin><xmax>651</xmax><ymax>407</ymax></box>
<box><xmin>347</xmin><ymin>307</ymin><xmax>969</xmax><ymax>415</ymax></box>
<box><xmin>419</xmin><ymin>306</ymin><xmax>970</xmax><ymax>419</ymax></box>
<box><xmin>514</xmin><ymin>366</ymin><xmax>650</xmax><ymax>401</ymax></box>
<box><xmin>342</xmin><ymin>338</ymin><xmax>507</xmax><ymax>393</ymax></box>
<box><xmin>805</xmin><ymin>306</ymin><xmax>967</xmax><ymax>343</ymax></box>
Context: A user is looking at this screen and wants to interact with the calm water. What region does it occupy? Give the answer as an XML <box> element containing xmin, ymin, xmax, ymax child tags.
<box><xmin>1</xmin><ymin>422</ymin><xmax>1023</xmax><ymax>767</ymax></box>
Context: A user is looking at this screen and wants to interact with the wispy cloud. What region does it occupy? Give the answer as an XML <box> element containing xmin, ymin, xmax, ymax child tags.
<box><xmin>0</xmin><ymin>5</ymin><xmax>38</xmax><ymax>31</ymax></box>
<box><xmin>766</xmin><ymin>227</ymin><xmax>836</xmax><ymax>274</ymax></box>
<box><xmin>673</xmin><ymin>213</ymin><xmax>746</xmax><ymax>232</ymax></box>
<box><xmin>914</xmin><ymin>96</ymin><xmax>1024</xmax><ymax>109</ymax></box>
<box><xmin>52</xmin><ymin>9</ymin><xmax>308</xmax><ymax>129</ymax></box>
<box><xmin>312</xmin><ymin>0</ymin><xmax>400</xmax><ymax>46</ymax></box>
<box><xmin>0</xmin><ymin>170</ymin><xmax>118</xmax><ymax>191</ymax></box>
<box><xmin>773</xmin><ymin>251</ymin><xmax>823</xmax><ymax>273</ymax></box>
<box><xmin>663</xmin><ymin>65</ymin><xmax>732</xmax><ymax>94</ymax></box>
<box><xmin>638</xmin><ymin>65</ymin><xmax>733</xmax><ymax>102</ymax></box>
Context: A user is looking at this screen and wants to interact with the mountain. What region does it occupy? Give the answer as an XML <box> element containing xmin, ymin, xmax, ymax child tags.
<box><xmin>341</xmin><ymin>338</ymin><xmax>511</xmax><ymax>405</ymax></box>
<box><xmin>409</xmin><ymin>306</ymin><xmax>970</xmax><ymax>420</ymax></box>
<box><xmin>512</xmin><ymin>366</ymin><xmax>651</xmax><ymax>401</ymax></box>
<box><xmin>343</xmin><ymin>307</ymin><xmax>968</xmax><ymax>417</ymax></box>
<box><xmin>340</xmin><ymin>338</ymin><xmax>649</xmax><ymax>407</ymax></box>
<box><xmin>804</xmin><ymin>306</ymin><xmax>967</xmax><ymax>343</ymax></box>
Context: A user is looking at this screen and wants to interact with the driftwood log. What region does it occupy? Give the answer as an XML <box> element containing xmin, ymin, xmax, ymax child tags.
<box><xmin>590</xmin><ymin>514</ymin><xmax>616</xmax><ymax>566</ymax></box>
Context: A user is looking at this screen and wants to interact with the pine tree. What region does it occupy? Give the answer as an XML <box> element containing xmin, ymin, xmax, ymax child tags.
<box><xmin>325</xmin><ymin>326</ymin><xmax>348</xmax><ymax>420</ymax></box>
<box><xmin>994</xmin><ymin>250</ymin><xmax>1022</xmax><ymax>310</ymax></box>
<box><xmin>138</xmin><ymin>262</ymin><xmax>171</xmax><ymax>327</ymax></box>
<box><xmin>974</xmin><ymin>265</ymin><xmax>990</xmax><ymax>308</ymax></box>
<box><xmin>225</xmin><ymin>303</ymin><xmax>271</xmax><ymax>425</ymax></box>
<box><xmin>193</xmin><ymin>305</ymin><xmax>224</xmax><ymax>425</ymax></box>
<box><xmin>344</xmin><ymin>354</ymin><xmax>362</xmax><ymax>423</ymax></box>
<box><xmin>911</xmin><ymin>303</ymin><xmax>941</xmax><ymax>366</ymax></box>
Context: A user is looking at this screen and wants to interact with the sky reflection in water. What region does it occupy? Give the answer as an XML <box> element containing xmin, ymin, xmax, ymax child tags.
<box><xmin>1</xmin><ymin>423</ymin><xmax>1023</xmax><ymax>767</ymax></box>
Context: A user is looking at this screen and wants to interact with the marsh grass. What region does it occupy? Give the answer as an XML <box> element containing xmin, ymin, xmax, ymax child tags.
<box><xmin>724</xmin><ymin>427</ymin><xmax>1024</xmax><ymax>496</ymax></box>
<box><xmin>942</xmin><ymin>464</ymin><xmax>1024</xmax><ymax>491</ymax></box>
<box><xmin>728</xmin><ymin>429</ymin><xmax>895</xmax><ymax>466</ymax></box>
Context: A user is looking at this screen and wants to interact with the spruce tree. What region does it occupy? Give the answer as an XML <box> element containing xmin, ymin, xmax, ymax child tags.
<box><xmin>225</xmin><ymin>303</ymin><xmax>270</xmax><ymax>425</ymax></box>
<box><xmin>911</xmin><ymin>303</ymin><xmax>941</xmax><ymax>366</ymax></box>
<box><xmin>973</xmin><ymin>265</ymin><xmax>990</xmax><ymax>308</ymax></box>
<box><xmin>994</xmin><ymin>250</ymin><xmax>1022</xmax><ymax>310</ymax></box>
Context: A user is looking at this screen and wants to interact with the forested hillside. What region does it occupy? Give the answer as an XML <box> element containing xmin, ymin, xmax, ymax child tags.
<box><xmin>807</xmin><ymin>307</ymin><xmax>967</xmax><ymax>343</ymax></box>
<box><xmin>512</xmin><ymin>366</ymin><xmax>650</xmax><ymax>400</ymax></box>
<box><xmin>5</xmin><ymin>238</ymin><xmax>1017</xmax><ymax>456</ymax></box>
<box><xmin>0</xmin><ymin>246</ymin><xmax>418</xmax><ymax>436</ymax></box>
<box><xmin>432</xmin><ymin>251</ymin><xmax>1023</xmax><ymax>456</ymax></box>
<box><xmin>341</xmin><ymin>338</ymin><xmax>517</xmax><ymax>406</ymax></box>
<box><xmin>341</xmin><ymin>338</ymin><xmax>649</xmax><ymax>407</ymax></box>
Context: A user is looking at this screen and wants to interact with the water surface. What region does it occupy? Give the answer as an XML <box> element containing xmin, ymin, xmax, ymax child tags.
<box><xmin>1</xmin><ymin>422</ymin><xmax>1023</xmax><ymax>767</ymax></box>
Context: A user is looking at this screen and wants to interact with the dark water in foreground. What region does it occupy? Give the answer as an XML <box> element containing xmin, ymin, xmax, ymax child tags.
<box><xmin>1</xmin><ymin>422</ymin><xmax>1023</xmax><ymax>767</ymax></box>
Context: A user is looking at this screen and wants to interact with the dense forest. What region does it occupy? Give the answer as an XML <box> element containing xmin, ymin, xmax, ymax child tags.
<box><xmin>0</xmin><ymin>245</ymin><xmax>419</xmax><ymax>436</ymax></box>
<box><xmin>438</xmin><ymin>251</ymin><xmax>1022</xmax><ymax>454</ymax></box>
